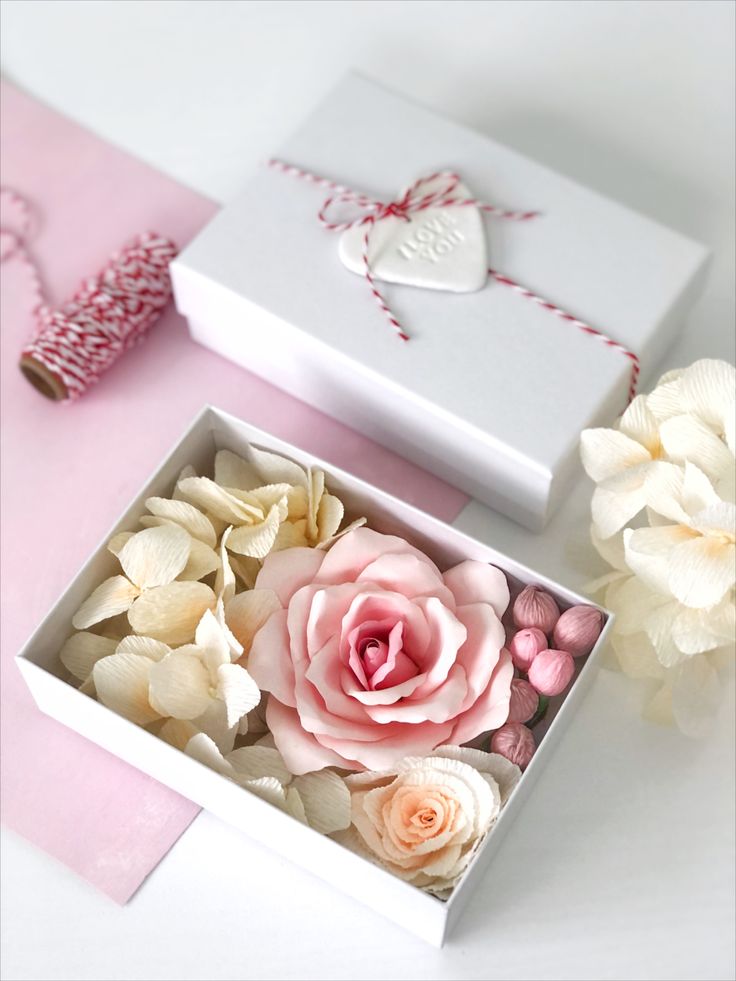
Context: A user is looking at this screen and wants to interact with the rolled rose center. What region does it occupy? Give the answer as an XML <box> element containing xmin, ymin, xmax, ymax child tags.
<box><xmin>347</xmin><ymin>618</ymin><xmax>419</xmax><ymax>692</ymax></box>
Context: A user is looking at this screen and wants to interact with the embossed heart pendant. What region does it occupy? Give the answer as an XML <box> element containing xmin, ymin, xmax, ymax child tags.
<box><xmin>338</xmin><ymin>180</ymin><xmax>488</xmax><ymax>293</ymax></box>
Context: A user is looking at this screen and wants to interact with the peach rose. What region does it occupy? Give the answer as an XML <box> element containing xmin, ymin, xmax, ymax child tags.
<box><xmin>337</xmin><ymin>745</ymin><xmax>521</xmax><ymax>892</ymax></box>
<box><xmin>248</xmin><ymin>528</ymin><xmax>513</xmax><ymax>773</ymax></box>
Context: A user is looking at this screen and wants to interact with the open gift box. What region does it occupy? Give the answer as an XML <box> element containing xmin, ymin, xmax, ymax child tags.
<box><xmin>17</xmin><ymin>406</ymin><xmax>614</xmax><ymax>946</ymax></box>
<box><xmin>171</xmin><ymin>73</ymin><xmax>710</xmax><ymax>531</ymax></box>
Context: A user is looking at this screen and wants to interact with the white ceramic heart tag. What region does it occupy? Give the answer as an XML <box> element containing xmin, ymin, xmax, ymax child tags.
<box><xmin>338</xmin><ymin>180</ymin><xmax>487</xmax><ymax>293</ymax></box>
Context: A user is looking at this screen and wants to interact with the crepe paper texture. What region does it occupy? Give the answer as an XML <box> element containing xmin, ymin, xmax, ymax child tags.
<box><xmin>0</xmin><ymin>80</ymin><xmax>469</xmax><ymax>904</ymax></box>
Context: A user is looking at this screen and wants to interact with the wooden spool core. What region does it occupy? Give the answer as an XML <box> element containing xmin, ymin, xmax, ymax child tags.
<box><xmin>19</xmin><ymin>354</ymin><xmax>68</xmax><ymax>401</ymax></box>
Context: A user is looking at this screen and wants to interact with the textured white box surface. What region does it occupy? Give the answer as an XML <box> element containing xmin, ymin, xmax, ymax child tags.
<box><xmin>17</xmin><ymin>406</ymin><xmax>612</xmax><ymax>945</ymax></box>
<box><xmin>171</xmin><ymin>74</ymin><xmax>709</xmax><ymax>530</ymax></box>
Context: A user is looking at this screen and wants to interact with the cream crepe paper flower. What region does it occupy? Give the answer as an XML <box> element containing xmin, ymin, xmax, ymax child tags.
<box><xmin>72</xmin><ymin>524</ymin><xmax>216</xmax><ymax>645</ymax></box>
<box><xmin>178</xmin><ymin>448</ymin><xmax>363</xmax><ymax>561</ymax></box>
<box><xmin>333</xmin><ymin>746</ymin><xmax>521</xmax><ymax>895</ymax></box>
<box><xmin>179</xmin><ymin>731</ymin><xmax>351</xmax><ymax>834</ymax></box>
<box><xmin>66</xmin><ymin>611</ymin><xmax>260</xmax><ymax>750</ymax></box>
<box><xmin>581</xmin><ymin>358</ymin><xmax>735</xmax><ymax>737</ymax></box>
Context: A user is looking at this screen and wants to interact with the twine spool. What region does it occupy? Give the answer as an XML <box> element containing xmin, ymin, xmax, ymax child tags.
<box><xmin>2</xmin><ymin>188</ymin><xmax>177</xmax><ymax>402</ymax></box>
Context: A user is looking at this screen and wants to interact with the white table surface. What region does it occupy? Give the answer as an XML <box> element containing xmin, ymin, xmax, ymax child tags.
<box><xmin>1</xmin><ymin>3</ymin><xmax>734</xmax><ymax>979</ymax></box>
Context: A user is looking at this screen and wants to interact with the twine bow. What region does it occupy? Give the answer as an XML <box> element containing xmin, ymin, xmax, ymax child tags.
<box><xmin>270</xmin><ymin>159</ymin><xmax>640</xmax><ymax>399</ymax></box>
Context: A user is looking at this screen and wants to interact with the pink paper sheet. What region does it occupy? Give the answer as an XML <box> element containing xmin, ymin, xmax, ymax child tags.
<box><xmin>0</xmin><ymin>81</ymin><xmax>469</xmax><ymax>903</ymax></box>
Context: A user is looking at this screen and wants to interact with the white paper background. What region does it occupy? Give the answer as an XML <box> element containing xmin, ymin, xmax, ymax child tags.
<box><xmin>1</xmin><ymin>2</ymin><xmax>734</xmax><ymax>980</ymax></box>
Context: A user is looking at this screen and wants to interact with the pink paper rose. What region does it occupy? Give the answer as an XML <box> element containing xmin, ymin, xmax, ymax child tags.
<box><xmin>248</xmin><ymin>528</ymin><xmax>513</xmax><ymax>773</ymax></box>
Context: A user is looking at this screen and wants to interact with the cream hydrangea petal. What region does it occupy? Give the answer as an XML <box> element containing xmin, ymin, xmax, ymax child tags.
<box><xmin>227</xmin><ymin>503</ymin><xmax>283</xmax><ymax>558</ymax></box>
<box><xmin>591</xmin><ymin>485</ymin><xmax>647</xmax><ymax>539</ymax></box>
<box><xmin>72</xmin><ymin>576</ymin><xmax>140</xmax><ymax>630</ymax></box>
<box><xmin>93</xmin><ymin>652</ymin><xmax>161</xmax><ymax>726</ymax></box>
<box><xmin>215</xmin><ymin>598</ymin><xmax>244</xmax><ymax>661</ymax></box>
<box><xmin>216</xmin><ymin>663</ymin><xmax>261</xmax><ymax>727</ymax></box>
<box><xmin>248</xmin><ymin>444</ymin><xmax>308</xmax><ymax>489</ymax></box>
<box><xmin>128</xmin><ymin>582</ymin><xmax>216</xmax><ymax>645</ymax></box>
<box><xmin>316</xmin><ymin>516</ymin><xmax>368</xmax><ymax>551</ymax></box>
<box><xmin>214</xmin><ymin>449</ymin><xmax>260</xmax><ymax>490</ymax></box>
<box><xmin>668</xmin><ymin>537</ymin><xmax>735</xmax><ymax>608</ymax></box>
<box><xmin>643</xmin><ymin>683</ymin><xmax>674</xmax><ymax>726</ymax></box>
<box><xmin>307</xmin><ymin>469</ymin><xmax>325</xmax><ymax>541</ymax></box>
<box><xmin>214</xmin><ymin>526</ymin><xmax>236</xmax><ymax>604</ymax></box>
<box><xmin>690</xmin><ymin>501</ymin><xmax>736</xmax><ymax>536</ymax></box>
<box><xmin>679</xmin><ymin>461</ymin><xmax>721</xmax><ymax>516</ymax></box>
<box><xmin>227</xmin><ymin>745</ymin><xmax>292</xmax><ymax>784</ymax></box>
<box><xmin>148</xmin><ymin>652</ymin><xmax>212</xmax><ymax>719</ymax></box>
<box><xmin>619</xmin><ymin>395</ymin><xmax>661</xmax><ymax>455</ymax></box>
<box><xmin>172</xmin><ymin>465</ymin><xmax>197</xmax><ymax>501</ymax></box>
<box><xmin>60</xmin><ymin>632</ymin><xmax>118</xmax><ymax>681</ymax></box>
<box><xmin>672</xmin><ymin>601</ymin><xmax>735</xmax><ymax>655</ymax></box>
<box><xmin>590</xmin><ymin>524</ymin><xmax>628</xmax><ymax>572</ymax></box>
<box><xmin>610</xmin><ymin>632</ymin><xmax>666</xmax><ymax>680</ymax></box>
<box><xmin>671</xmin><ymin>654</ymin><xmax>721</xmax><ymax>738</ymax></box>
<box><xmin>623</xmin><ymin>525</ymin><xmax>694</xmax><ymax>594</ymax></box>
<box><xmin>679</xmin><ymin>359</ymin><xmax>736</xmax><ymax>437</ymax></box>
<box><xmin>119</xmin><ymin>525</ymin><xmax>190</xmax><ymax>590</ymax></box>
<box><xmin>229</xmin><ymin>555</ymin><xmax>261</xmax><ymax>589</ymax></box>
<box><xmin>659</xmin><ymin>415</ymin><xmax>734</xmax><ymax>484</ymax></box>
<box><xmin>273</xmin><ymin>519</ymin><xmax>309</xmax><ymax>551</ymax></box>
<box><xmin>607</xmin><ymin>577</ymin><xmax>671</xmax><ymax>635</ymax></box>
<box><xmin>192</xmin><ymin>699</ymin><xmax>237</xmax><ymax>755</ymax></box>
<box><xmin>107</xmin><ymin>532</ymin><xmax>133</xmax><ymax>557</ymax></box>
<box><xmin>185</xmin><ymin>732</ymin><xmax>235</xmax><ymax>776</ymax></box>
<box><xmin>177</xmin><ymin>476</ymin><xmax>263</xmax><ymax>525</ymax></box>
<box><xmin>178</xmin><ymin>538</ymin><xmax>220</xmax><ymax>581</ymax></box>
<box><xmin>644</xmin><ymin>463</ymin><xmax>691</xmax><ymax>524</ymax></box>
<box><xmin>158</xmin><ymin>718</ymin><xmax>199</xmax><ymax>751</ymax></box>
<box><xmin>316</xmin><ymin>493</ymin><xmax>344</xmax><ymax>543</ymax></box>
<box><xmin>580</xmin><ymin>428</ymin><xmax>651</xmax><ymax>482</ymax></box>
<box><xmin>643</xmin><ymin>604</ymin><xmax>689</xmax><ymax>667</ymax></box>
<box><xmin>647</xmin><ymin>378</ymin><xmax>684</xmax><ymax>421</ymax></box>
<box><xmin>291</xmin><ymin>770</ymin><xmax>351</xmax><ymax>834</ymax></box>
<box><xmin>144</xmin><ymin>498</ymin><xmax>217</xmax><ymax>547</ymax></box>
<box><xmin>224</xmin><ymin>588</ymin><xmax>281</xmax><ymax>655</ymax></box>
<box><xmin>115</xmin><ymin>635</ymin><xmax>171</xmax><ymax>661</ymax></box>
<box><xmin>194</xmin><ymin>608</ymin><xmax>231</xmax><ymax>674</ymax></box>
<box><xmin>249</xmin><ymin>484</ymin><xmax>292</xmax><ymax>514</ymax></box>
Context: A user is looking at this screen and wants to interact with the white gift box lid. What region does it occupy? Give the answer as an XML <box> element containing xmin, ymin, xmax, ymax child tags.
<box><xmin>171</xmin><ymin>73</ymin><xmax>709</xmax><ymax>531</ymax></box>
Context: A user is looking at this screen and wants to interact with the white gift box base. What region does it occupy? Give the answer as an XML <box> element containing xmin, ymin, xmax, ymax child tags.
<box><xmin>171</xmin><ymin>72</ymin><xmax>709</xmax><ymax>532</ymax></box>
<box><xmin>17</xmin><ymin>406</ymin><xmax>613</xmax><ymax>946</ymax></box>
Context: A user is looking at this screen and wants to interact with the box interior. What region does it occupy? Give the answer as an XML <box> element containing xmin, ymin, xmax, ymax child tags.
<box><xmin>17</xmin><ymin>405</ymin><xmax>614</xmax><ymax>944</ymax></box>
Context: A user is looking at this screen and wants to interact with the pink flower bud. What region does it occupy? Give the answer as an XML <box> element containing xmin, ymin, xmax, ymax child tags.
<box><xmin>507</xmin><ymin>679</ymin><xmax>539</xmax><ymax>724</ymax></box>
<box><xmin>512</xmin><ymin>585</ymin><xmax>560</xmax><ymax>634</ymax></box>
<box><xmin>553</xmin><ymin>605</ymin><xmax>604</xmax><ymax>657</ymax></box>
<box><xmin>528</xmin><ymin>648</ymin><xmax>575</xmax><ymax>696</ymax></box>
<box><xmin>491</xmin><ymin>722</ymin><xmax>535</xmax><ymax>770</ymax></box>
<box><xmin>508</xmin><ymin>627</ymin><xmax>547</xmax><ymax>671</ymax></box>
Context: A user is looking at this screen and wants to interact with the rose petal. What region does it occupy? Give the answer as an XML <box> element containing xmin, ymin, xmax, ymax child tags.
<box><xmin>442</xmin><ymin>561</ymin><xmax>509</xmax><ymax>618</ymax></box>
<box><xmin>254</xmin><ymin>547</ymin><xmax>324</xmax><ymax>606</ymax></box>
<box><xmin>248</xmin><ymin>610</ymin><xmax>298</xmax><ymax>707</ymax></box>
<box><xmin>72</xmin><ymin>576</ymin><xmax>140</xmax><ymax>630</ymax></box>
<box><xmin>266</xmin><ymin>697</ymin><xmax>356</xmax><ymax>774</ymax></box>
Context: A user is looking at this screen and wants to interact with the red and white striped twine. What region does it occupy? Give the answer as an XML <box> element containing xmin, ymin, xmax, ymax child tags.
<box><xmin>1</xmin><ymin>187</ymin><xmax>177</xmax><ymax>401</ymax></box>
<box><xmin>268</xmin><ymin>159</ymin><xmax>640</xmax><ymax>400</ymax></box>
